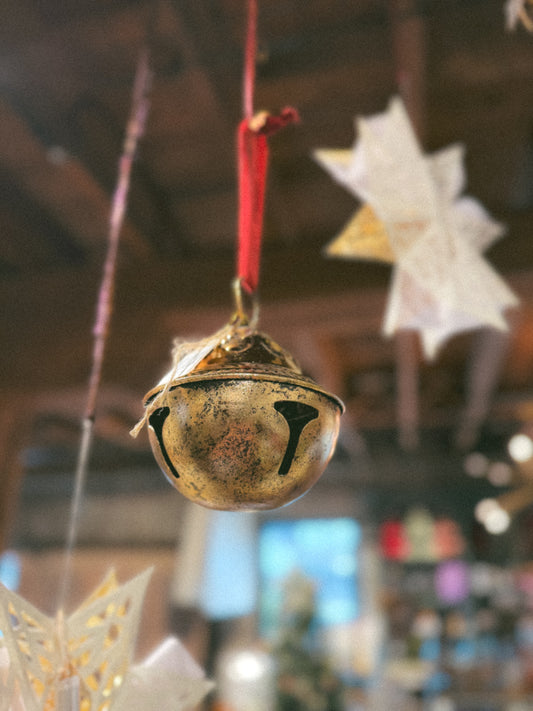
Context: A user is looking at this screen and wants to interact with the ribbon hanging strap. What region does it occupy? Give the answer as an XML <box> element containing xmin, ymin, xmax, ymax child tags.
<box><xmin>237</xmin><ymin>107</ymin><xmax>299</xmax><ymax>294</ymax></box>
<box><xmin>236</xmin><ymin>0</ymin><xmax>298</xmax><ymax>294</ymax></box>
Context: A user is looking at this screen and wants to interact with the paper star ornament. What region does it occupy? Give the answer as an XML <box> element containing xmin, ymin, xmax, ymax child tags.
<box><xmin>0</xmin><ymin>568</ymin><xmax>152</xmax><ymax>711</ymax></box>
<box><xmin>505</xmin><ymin>0</ymin><xmax>533</xmax><ymax>31</ymax></box>
<box><xmin>314</xmin><ymin>97</ymin><xmax>518</xmax><ymax>358</ymax></box>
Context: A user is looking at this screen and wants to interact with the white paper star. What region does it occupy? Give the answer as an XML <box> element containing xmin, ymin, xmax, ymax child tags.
<box><xmin>0</xmin><ymin>569</ymin><xmax>152</xmax><ymax>711</ymax></box>
<box><xmin>314</xmin><ymin>97</ymin><xmax>518</xmax><ymax>358</ymax></box>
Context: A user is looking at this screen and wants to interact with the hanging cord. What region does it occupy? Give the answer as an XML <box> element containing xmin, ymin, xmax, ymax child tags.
<box><xmin>131</xmin><ymin>1</ymin><xmax>299</xmax><ymax>438</ymax></box>
<box><xmin>236</xmin><ymin>0</ymin><xmax>299</xmax><ymax>295</ymax></box>
<box><xmin>57</xmin><ymin>50</ymin><xmax>152</xmax><ymax>613</ymax></box>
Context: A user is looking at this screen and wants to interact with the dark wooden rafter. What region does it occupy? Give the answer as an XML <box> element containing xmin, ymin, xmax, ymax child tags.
<box><xmin>0</xmin><ymin>100</ymin><xmax>151</xmax><ymax>265</ymax></box>
<box><xmin>30</xmin><ymin>386</ymin><xmax>148</xmax><ymax>450</ymax></box>
<box><xmin>66</xmin><ymin>94</ymin><xmax>185</xmax><ymax>257</ymax></box>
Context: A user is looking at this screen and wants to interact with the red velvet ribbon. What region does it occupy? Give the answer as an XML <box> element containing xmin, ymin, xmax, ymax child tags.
<box><xmin>237</xmin><ymin>109</ymin><xmax>298</xmax><ymax>294</ymax></box>
<box><xmin>237</xmin><ymin>0</ymin><xmax>298</xmax><ymax>294</ymax></box>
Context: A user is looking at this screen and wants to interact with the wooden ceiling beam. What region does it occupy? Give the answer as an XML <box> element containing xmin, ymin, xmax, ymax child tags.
<box><xmin>0</xmin><ymin>399</ymin><xmax>33</xmax><ymax>552</ymax></box>
<box><xmin>455</xmin><ymin>327</ymin><xmax>514</xmax><ymax>450</ymax></box>
<box><xmin>30</xmin><ymin>385</ymin><xmax>148</xmax><ymax>450</ymax></box>
<box><xmin>0</xmin><ymin>100</ymin><xmax>151</xmax><ymax>265</ymax></box>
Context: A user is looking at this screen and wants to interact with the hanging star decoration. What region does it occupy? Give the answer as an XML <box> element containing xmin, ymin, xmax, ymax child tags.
<box><xmin>314</xmin><ymin>96</ymin><xmax>518</xmax><ymax>359</ymax></box>
<box><xmin>0</xmin><ymin>568</ymin><xmax>213</xmax><ymax>711</ymax></box>
<box><xmin>505</xmin><ymin>0</ymin><xmax>533</xmax><ymax>31</ymax></box>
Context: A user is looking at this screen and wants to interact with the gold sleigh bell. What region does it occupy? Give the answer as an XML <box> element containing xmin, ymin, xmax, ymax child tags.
<box><xmin>141</xmin><ymin>284</ymin><xmax>344</xmax><ymax>511</ymax></box>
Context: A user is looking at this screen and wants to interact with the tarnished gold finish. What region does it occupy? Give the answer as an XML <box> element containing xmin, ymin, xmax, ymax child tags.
<box><xmin>144</xmin><ymin>324</ymin><xmax>344</xmax><ymax>511</ymax></box>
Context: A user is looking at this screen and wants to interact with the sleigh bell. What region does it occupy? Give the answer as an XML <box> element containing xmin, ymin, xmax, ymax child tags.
<box><xmin>143</xmin><ymin>324</ymin><xmax>344</xmax><ymax>511</ymax></box>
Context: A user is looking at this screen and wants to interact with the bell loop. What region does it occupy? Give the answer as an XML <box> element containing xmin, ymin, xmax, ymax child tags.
<box><xmin>231</xmin><ymin>277</ymin><xmax>259</xmax><ymax>330</ymax></box>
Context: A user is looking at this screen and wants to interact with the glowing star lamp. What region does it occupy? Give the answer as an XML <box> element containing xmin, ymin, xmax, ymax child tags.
<box><xmin>314</xmin><ymin>96</ymin><xmax>518</xmax><ymax>359</ymax></box>
<box><xmin>0</xmin><ymin>570</ymin><xmax>213</xmax><ymax>711</ymax></box>
<box><xmin>0</xmin><ymin>569</ymin><xmax>149</xmax><ymax>711</ymax></box>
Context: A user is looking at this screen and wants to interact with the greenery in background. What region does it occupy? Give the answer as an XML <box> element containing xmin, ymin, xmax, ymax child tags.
<box><xmin>271</xmin><ymin>570</ymin><xmax>345</xmax><ymax>711</ymax></box>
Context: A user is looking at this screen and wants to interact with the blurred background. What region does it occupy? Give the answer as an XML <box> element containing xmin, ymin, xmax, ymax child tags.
<box><xmin>2</xmin><ymin>1</ymin><xmax>533</xmax><ymax>709</ymax></box>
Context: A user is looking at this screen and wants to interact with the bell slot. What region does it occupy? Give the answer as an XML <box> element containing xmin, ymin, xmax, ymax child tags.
<box><xmin>274</xmin><ymin>401</ymin><xmax>319</xmax><ymax>476</ymax></box>
<box><xmin>148</xmin><ymin>407</ymin><xmax>180</xmax><ymax>479</ymax></box>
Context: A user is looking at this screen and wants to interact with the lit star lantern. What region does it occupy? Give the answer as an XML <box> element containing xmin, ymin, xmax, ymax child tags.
<box><xmin>314</xmin><ymin>96</ymin><xmax>518</xmax><ymax>359</ymax></box>
<box><xmin>0</xmin><ymin>569</ymin><xmax>213</xmax><ymax>711</ymax></box>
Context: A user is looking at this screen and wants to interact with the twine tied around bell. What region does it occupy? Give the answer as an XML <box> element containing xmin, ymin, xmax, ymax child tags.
<box><xmin>131</xmin><ymin>281</ymin><xmax>344</xmax><ymax>511</ymax></box>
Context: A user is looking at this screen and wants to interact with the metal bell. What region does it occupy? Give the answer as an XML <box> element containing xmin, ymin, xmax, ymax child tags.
<box><xmin>143</xmin><ymin>321</ymin><xmax>344</xmax><ymax>511</ymax></box>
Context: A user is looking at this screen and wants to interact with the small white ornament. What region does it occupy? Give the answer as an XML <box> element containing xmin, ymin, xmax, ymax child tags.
<box><xmin>113</xmin><ymin>636</ymin><xmax>214</xmax><ymax>711</ymax></box>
